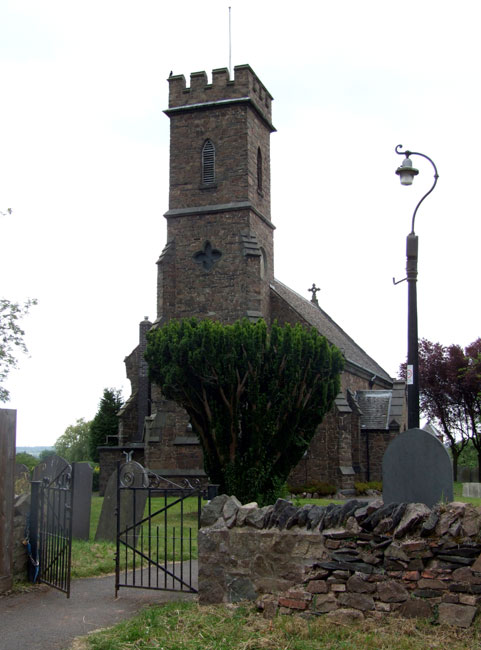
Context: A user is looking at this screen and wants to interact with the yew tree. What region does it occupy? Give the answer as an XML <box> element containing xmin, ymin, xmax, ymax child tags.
<box><xmin>145</xmin><ymin>318</ymin><xmax>344</xmax><ymax>505</ymax></box>
<box><xmin>89</xmin><ymin>388</ymin><xmax>123</xmax><ymax>462</ymax></box>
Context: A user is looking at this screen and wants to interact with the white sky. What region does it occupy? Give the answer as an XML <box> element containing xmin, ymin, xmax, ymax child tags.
<box><xmin>1</xmin><ymin>0</ymin><xmax>480</xmax><ymax>447</ymax></box>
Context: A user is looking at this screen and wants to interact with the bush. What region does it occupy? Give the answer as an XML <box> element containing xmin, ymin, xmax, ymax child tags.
<box><xmin>287</xmin><ymin>481</ymin><xmax>336</xmax><ymax>496</ymax></box>
<box><xmin>91</xmin><ymin>464</ymin><xmax>100</xmax><ymax>492</ymax></box>
<box><xmin>355</xmin><ymin>481</ymin><xmax>382</xmax><ymax>495</ymax></box>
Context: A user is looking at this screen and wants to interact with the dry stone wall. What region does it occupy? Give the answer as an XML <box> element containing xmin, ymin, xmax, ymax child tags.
<box><xmin>199</xmin><ymin>496</ymin><xmax>481</xmax><ymax>628</ymax></box>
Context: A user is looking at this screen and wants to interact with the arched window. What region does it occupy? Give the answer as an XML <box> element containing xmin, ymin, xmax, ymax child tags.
<box><xmin>202</xmin><ymin>139</ymin><xmax>215</xmax><ymax>185</ymax></box>
<box><xmin>257</xmin><ymin>147</ymin><xmax>263</xmax><ymax>192</ymax></box>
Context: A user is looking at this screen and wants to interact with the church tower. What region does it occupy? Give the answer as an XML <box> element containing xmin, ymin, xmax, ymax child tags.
<box><xmin>156</xmin><ymin>65</ymin><xmax>276</xmax><ymax>326</ymax></box>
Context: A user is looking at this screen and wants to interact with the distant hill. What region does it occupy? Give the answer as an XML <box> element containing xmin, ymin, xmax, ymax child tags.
<box><xmin>16</xmin><ymin>446</ymin><xmax>54</xmax><ymax>458</ymax></box>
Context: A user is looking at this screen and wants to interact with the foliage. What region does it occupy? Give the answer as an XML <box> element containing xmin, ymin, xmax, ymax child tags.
<box><xmin>15</xmin><ymin>451</ymin><xmax>39</xmax><ymax>472</ymax></box>
<box><xmin>413</xmin><ymin>338</ymin><xmax>481</xmax><ymax>481</ymax></box>
<box><xmin>91</xmin><ymin>463</ymin><xmax>100</xmax><ymax>491</ymax></box>
<box><xmin>288</xmin><ymin>481</ymin><xmax>337</xmax><ymax>496</ymax></box>
<box><xmin>146</xmin><ymin>318</ymin><xmax>343</xmax><ymax>505</ymax></box>
<box><xmin>15</xmin><ymin>472</ymin><xmax>31</xmax><ymax>495</ymax></box>
<box><xmin>38</xmin><ymin>448</ymin><xmax>56</xmax><ymax>461</ymax></box>
<box><xmin>54</xmin><ymin>418</ymin><xmax>92</xmax><ymax>462</ymax></box>
<box><xmin>0</xmin><ymin>298</ymin><xmax>37</xmax><ymax>402</ymax></box>
<box><xmin>89</xmin><ymin>388</ymin><xmax>123</xmax><ymax>462</ymax></box>
<box><xmin>354</xmin><ymin>480</ymin><xmax>382</xmax><ymax>494</ymax></box>
<box><xmin>456</xmin><ymin>439</ymin><xmax>479</xmax><ymax>469</ymax></box>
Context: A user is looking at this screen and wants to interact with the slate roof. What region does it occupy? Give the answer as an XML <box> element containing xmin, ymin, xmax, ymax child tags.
<box><xmin>356</xmin><ymin>380</ymin><xmax>405</xmax><ymax>430</ymax></box>
<box><xmin>271</xmin><ymin>279</ymin><xmax>392</xmax><ymax>383</ymax></box>
<box><xmin>356</xmin><ymin>391</ymin><xmax>392</xmax><ymax>429</ymax></box>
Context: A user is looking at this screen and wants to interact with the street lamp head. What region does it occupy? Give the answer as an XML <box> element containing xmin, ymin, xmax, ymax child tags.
<box><xmin>396</xmin><ymin>155</ymin><xmax>419</xmax><ymax>186</ymax></box>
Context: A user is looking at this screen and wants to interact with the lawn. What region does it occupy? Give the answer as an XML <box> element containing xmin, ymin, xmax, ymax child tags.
<box><xmin>71</xmin><ymin>493</ymin><xmax>201</xmax><ymax>579</ymax></box>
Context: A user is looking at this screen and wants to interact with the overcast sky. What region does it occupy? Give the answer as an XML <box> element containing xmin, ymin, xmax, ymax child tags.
<box><xmin>2</xmin><ymin>0</ymin><xmax>480</xmax><ymax>447</ymax></box>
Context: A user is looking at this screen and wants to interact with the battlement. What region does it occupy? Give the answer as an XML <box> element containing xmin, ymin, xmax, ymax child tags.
<box><xmin>167</xmin><ymin>64</ymin><xmax>273</xmax><ymax>123</ymax></box>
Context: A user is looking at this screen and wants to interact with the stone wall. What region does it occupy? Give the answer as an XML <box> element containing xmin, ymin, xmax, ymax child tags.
<box><xmin>199</xmin><ymin>496</ymin><xmax>481</xmax><ymax>628</ymax></box>
<box><xmin>12</xmin><ymin>493</ymin><xmax>29</xmax><ymax>582</ymax></box>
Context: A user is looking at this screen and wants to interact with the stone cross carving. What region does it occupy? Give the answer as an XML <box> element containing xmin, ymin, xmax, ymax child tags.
<box><xmin>308</xmin><ymin>283</ymin><xmax>321</xmax><ymax>306</ymax></box>
<box><xmin>193</xmin><ymin>241</ymin><xmax>222</xmax><ymax>271</ymax></box>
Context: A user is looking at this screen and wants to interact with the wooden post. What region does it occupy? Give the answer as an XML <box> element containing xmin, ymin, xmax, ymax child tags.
<box><xmin>0</xmin><ymin>409</ymin><xmax>16</xmax><ymax>594</ymax></box>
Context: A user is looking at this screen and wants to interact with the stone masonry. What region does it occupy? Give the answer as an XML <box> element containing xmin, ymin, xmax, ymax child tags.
<box><xmin>199</xmin><ymin>496</ymin><xmax>481</xmax><ymax>628</ymax></box>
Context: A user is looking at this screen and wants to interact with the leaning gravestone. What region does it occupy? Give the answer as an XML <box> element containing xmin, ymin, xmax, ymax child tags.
<box><xmin>32</xmin><ymin>454</ymin><xmax>69</xmax><ymax>484</ymax></box>
<box><xmin>383</xmin><ymin>428</ymin><xmax>453</xmax><ymax>508</ymax></box>
<box><xmin>95</xmin><ymin>464</ymin><xmax>147</xmax><ymax>544</ymax></box>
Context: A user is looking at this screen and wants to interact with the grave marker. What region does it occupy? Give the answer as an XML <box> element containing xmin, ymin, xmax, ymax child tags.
<box><xmin>383</xmin><ymin>428</ymin><xmax>453</xmax><ymax>507</ymax></box>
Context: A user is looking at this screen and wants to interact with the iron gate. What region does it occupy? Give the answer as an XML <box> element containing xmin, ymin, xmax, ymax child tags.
<box><xmin>30</xmin><ymin>463</ymin><xmax>75</xmax><ymax>598</ymax></box>
<box><xmin>115</xmin><ymin>462</ymin><xmax>202</xmax><ymax>597</ymax></box>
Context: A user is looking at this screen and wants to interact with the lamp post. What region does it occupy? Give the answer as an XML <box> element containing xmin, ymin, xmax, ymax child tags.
<box><xmin>394</xmin><ymin>145</ymin><xmax>439</xmax><ymax>430</ymax></box>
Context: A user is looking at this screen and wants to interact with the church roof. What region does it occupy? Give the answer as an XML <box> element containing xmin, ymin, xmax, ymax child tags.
<box><xmin>270</xmin><ymin>279</ymin><xmax>392</xmax><ymax>384</ymax></box>
<box><xmin>356</xmin><ymin>391</ymin><xmax>392</xmax><ymax>429</ymax></box>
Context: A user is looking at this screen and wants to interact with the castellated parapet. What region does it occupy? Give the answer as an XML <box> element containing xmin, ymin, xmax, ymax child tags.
<box><xmin>167</xmin><ymin>64</ymin><xmax>274</xmax><ymax>127</ymax></box>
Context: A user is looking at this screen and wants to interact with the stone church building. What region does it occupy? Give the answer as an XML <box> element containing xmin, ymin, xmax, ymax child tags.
<box><xmin>98</xmin><ymin>65</ymin><xmax>406</xmax><ymax>495</ymax></box>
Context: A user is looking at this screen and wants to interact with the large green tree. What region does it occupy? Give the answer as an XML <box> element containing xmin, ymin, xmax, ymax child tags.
<box><xmin>54</xmin><ymin>418</ymin><xmax>92</xmax><ymax>462</ymax></box>
<box><xmin>89</xmin><ymin>388</ymin><xmax>123</xmax><ymax>462</ymax></box>
<box><xmin>0</xmin><ymin>298</ymin><xmax>37</xmax><ymax>402</ymax></box>
<box><xmin>146</xmin><ymin>318</ymin><xmax>343</xmax><ymax>505</ymax></box>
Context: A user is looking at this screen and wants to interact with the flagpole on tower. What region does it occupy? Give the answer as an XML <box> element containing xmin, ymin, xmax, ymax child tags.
<box><xmin>228</xmin><ymin>6</ymin><xmax>232</xmax><ymax>77</ymax></box>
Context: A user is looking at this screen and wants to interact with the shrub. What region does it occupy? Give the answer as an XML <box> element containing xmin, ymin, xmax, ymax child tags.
<box><xmin>287</xmin><ymin>481</ymin><xmax>336</xmax><ymax>496</ymax></box>
<box><xmin>355</xmin><ymin>480</ymin><xmax>382</xmax><ymax>495</ymax></box>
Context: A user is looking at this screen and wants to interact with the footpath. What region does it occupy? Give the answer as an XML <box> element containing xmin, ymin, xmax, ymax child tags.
<box><xmin>0</xmin><ymin>565</ymin><xmax>198</xmax><ymax>650</ymax></box>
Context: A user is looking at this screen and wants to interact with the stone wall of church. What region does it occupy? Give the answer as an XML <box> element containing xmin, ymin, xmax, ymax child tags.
<box><xmin>159</xmin><ymin>210</ymin><xmax>273</xmax><ymax>324</ymax></box>
<box><xmin>287</xmin><ymin>410</ymin><xmax>341</xmax><ymax>490</ymax></box>
<box><xmin>361</xmin><ymin>430</ymin><xmax>398</xmax><ymax>483</ymax></box>
<box><xmin>145</xmin><ymin>389</ymin><xmax>204</xmax><ymax>474</ymax></box>
<box><xmin>167</xmin><ymin>66</ymin><xmax>273</xmax><ymax>220</ymax></box>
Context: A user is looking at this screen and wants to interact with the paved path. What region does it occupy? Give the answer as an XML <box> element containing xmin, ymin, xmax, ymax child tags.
<box><xmin>0</xmin><ymin>565</ymin><xmax>198</xmax><ymax>650</ymax></box>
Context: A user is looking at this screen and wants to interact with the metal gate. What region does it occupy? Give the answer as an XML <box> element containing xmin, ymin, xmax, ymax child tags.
<box><xmin>30</xmin><ymin>463</ymin><xmax>75</xmax><ymax>598</ymax></box>
<box><xmin>115</xmin><ymin>462</ymin><xmax>202</xmax><ymax>597</ymax></box>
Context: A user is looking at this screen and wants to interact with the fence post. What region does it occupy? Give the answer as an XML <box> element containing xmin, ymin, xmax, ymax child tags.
<box><xmin>0</xmin><ymin>409</ymin><xmax>16</xmax><ymax>594</ymax></box>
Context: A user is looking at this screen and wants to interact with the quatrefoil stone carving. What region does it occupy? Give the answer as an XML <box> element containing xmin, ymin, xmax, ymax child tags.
<box><xmin>193</xmin><ymin>241</ymin><xmax>222</xmax><ymax>271</ymax></box>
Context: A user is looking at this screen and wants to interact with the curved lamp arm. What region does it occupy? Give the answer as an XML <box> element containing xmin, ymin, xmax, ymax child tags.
<box><xmin>395</xmin><ymin>144</ymin><xmax>439</xmax><ymax>234</ymax></box>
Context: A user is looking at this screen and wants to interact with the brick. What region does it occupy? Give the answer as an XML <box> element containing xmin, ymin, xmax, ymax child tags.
<box><xmin>278</xmin><ymin>597</ymin><xmax>308</xmax><ymax>610</ymax></box>
<box><xmin>402</xmin><ymin>571</ymin><xmax>420</xmax><ymax>581</ymax></box>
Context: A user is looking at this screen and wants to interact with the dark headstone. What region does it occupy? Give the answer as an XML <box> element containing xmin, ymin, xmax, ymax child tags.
<box><xmin>383</xmin><ymin>428</ymin><xmax>453</xmax><ymax>508</ymax></box>
<box><xmin>95</xmin><ymin>468</ymin><xmax>147</xmax><ymax>544</ymax></box>
<box><xmin>72</xmin><ymin>462</ymin><xmax>93</xmax><ymax>540</ymax></box>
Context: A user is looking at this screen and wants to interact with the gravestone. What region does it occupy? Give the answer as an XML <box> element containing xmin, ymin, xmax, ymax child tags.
<box><xmin>383</xmin><ymin>428</ymin><xmax>453</xmax><ymax>508</ymax></box>
<box><xmin>32</xmin><ymin>454</ymin><xmax>69</xmax><ymax>484</ymax></box>
<box><xmin>15</xmin><ymin>462</ymin><xmax>30</xmax><ymax>478</ymax></box>
<box><xmin>71</xmin><ymin>462</ymin><xmax>93</xmax><ymax>540</ymax></box>
<box><xmin>462</xmin><ymin>483</ymin><xmax>481</xmax><ymax>498</ymax></box>
<box><xmin>95</xmin><ymin>464</ymin><xmax>147</xmax><ymax>544</ymax></box>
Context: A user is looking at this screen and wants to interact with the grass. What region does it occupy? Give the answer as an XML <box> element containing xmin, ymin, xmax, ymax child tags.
<box><xmin>453</xmin><ymin>481</ymin><xmax>481</xmax><ymax>506</ymax></box>
<box><xmin>71</xmin><ymin>494</ymin><xmax>201</xmax><ymax>579</ymax></box>
<box><xmin>77</xmin><ymin>600</ymin><xmax>481</xmax><ymax>650</ymax></box>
